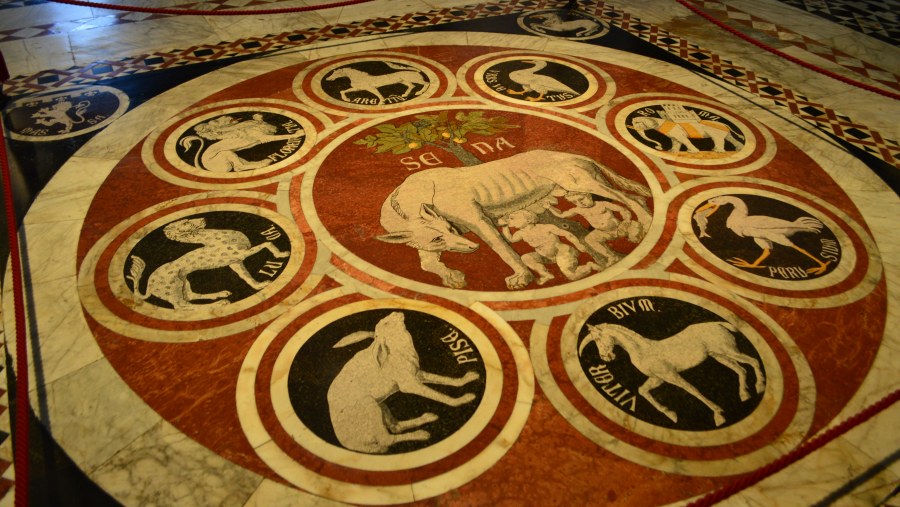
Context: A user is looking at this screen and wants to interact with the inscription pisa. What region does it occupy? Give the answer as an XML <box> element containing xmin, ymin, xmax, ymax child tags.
<box><xmin>576</xmin><ymin>297</ymin><xmax>766</xmax><ymax>431</ymax></box>
<box><xmin>287</xmin><ymin>309</ymin><xmax>486</xmax><ymax>454</ymax></box>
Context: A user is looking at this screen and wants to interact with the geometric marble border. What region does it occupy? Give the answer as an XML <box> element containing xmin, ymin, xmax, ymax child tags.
<box><xmin>774</xmin><ymin>0</ymin><xmax>900</xmax><ymax>47</ymax></box>
<box><xmin>692</xmin><ymin>0</ymin><xmax>900</xmax><ymax>93</ymax></box>
<box><xmin>0</xmin><ymin>336</ymin><xmax>13</xmax><ymax>506</ymax></box>
<box><xmin>3</xmin><ymin>0</ymin><xmax>897</xmax><ymax>172</ymax></box>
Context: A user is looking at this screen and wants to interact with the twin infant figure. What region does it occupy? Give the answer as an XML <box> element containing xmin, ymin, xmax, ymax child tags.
<box><xmin>500</xmin><ymin>191</ymin><xmax>642</xmax><ymax>285</ymax></box>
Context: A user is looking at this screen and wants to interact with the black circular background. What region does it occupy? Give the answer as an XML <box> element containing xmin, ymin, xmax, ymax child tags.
<box><xmin>6</xmin><ymin>88</ymin><xmax>123</xmax><ymax>137</ymax></box>
<box><xmin>176</xmin><ymin>111</ymin><xmax>305</xmax><ymax>170</ymax></box>
<box><xmin>625</xmin><ymin>105</ymin><xmax>745</xmax><ymax>154</ymax></box>
<box><xmin>288</xmin><ymin>308</ymin><xmax>488</xmax><ymax>454</ymax></box>
<box><xmin>484</xmin><ymin>60</ymin><xmax>589</xmax><ymax>101</ymax></box>
<box><xmin>321</xmin><ymin>61</ymin><xmax>430</xmax><ymax>104</ymax></box>
<box><xmin>123</xmin><ymin>211</ymin><xmax>291</xmax><ymax>309</ymax></box>
<box><xmin>692</xmin><ymin>194</ymin><xmax>840</xmax><ymax>279</ymax></box>
<box><xmin>576</xmin><ymin>296</ymin><xmax>766</xmax><ymax>431</ymax></box>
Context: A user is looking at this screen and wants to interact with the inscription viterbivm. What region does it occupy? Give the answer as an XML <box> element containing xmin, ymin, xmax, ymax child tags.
<box><xmin>322</xmin><ymin>60</ymin><xmax>430</xmax><ymax>106</ymax></box>
<box><xmin>576</xmin><ymin>297</ymin><xmax>766</xmax><ymax>430</ymax></box>
<box><xmin>692</xmin><ymin>194</ymin><xmax>840</xmax><ymax>279</ymax></box>
<box><xmin>483</xmin><ymin>59</ymin><xmax>588</xmax><ymax>103</ymax></box>
<box><xmin>176</xmin><ymin>111</ymin><xmax>306</xmax><ymax>173</ymax></box>
<box><xmin>123</xmin><ymin>211</ymin><xmax>291</xmax><ymax>310</ymax></box>
<box><xmin>288</xmin><ymin>309</ymin><xmax>486</xmax><ymax>455</ymax></box>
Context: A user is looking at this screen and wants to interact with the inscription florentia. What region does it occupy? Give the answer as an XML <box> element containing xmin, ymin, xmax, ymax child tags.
<box><xmin>124</xmin><ymin>211</ymin><xmax>291</xmax><ymax>310</ymax></box>
<box><xmin>692</xmin><ymin>194</ymin><xmax>840</xmax><ymax>280</ymax></box>
<box><xmin>288</xmin><ymin>309</ymin><xmax>486</xmax><ymax>455</ymax></box>
<box><xmin>176</xmin><ymin>111</ymin><xmax>306</xmax><ymax>172</ymax></box>
<box><xmin>576</xmin><ymin>297</ymin><xmax>766</xmax><ymax>431</ymax></box>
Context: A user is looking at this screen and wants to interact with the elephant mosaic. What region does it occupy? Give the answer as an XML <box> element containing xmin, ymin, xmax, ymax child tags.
<box><xmin>629</xmin><ymin>116</ymin><xmax>745</xmax><ymax>153</ymax></box>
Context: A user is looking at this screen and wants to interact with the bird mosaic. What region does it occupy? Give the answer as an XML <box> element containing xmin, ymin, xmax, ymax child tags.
<box><xmin>507</xmin><ymin>60</ymin><xmax>580</xmax><ymax>101</ymax></box>
<box><xmin>693</xmin><ymin>195</ymin><xmax>832</xmax><ymax>275</ymax></box>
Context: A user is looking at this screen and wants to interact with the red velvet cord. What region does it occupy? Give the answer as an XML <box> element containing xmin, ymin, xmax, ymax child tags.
<box><xmin>49</xmin><ymin>0</ymin><xmax>373</xmax><ymax>16</ymax></box>
<box><xmin>675</xmin><ymin>0</ymin><xmax>900</xmax><ymax>100</ymax></box>
<box><xmin>1</xmin><ymin>123</ymin><xmax>29</xmax><ymax>507</ymax></box>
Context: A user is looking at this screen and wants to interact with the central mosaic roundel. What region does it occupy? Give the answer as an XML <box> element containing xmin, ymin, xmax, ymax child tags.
<box><xmin>311</xmin><ymin>107</ymin><xmax>654</xmax><ymax>293</ymax></box>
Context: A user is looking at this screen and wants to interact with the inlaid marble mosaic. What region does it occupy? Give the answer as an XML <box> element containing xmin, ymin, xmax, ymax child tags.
<box><xmin>0</xmin><ymin>346</ymin><xmax>13</xmax><ymax>504</ymax></box>
<box><xmin>2</xmin><ymin>0</ymin><xmax>897</xmax><ymax>172</ymax></box>
<box><xmin>0</xmin><ymin>2</ymin><xmax>898</xmax><ymax>505</ymax></box>
<box><xmin>690</xmin><ymin>0</ymin><xmax>900</xmax><ymax>92</ymax></box>
<box><xmin>775</xmin><ymin>0</ymin><xmax>900</xmax><ymax>46</ymax></box>
<box><xmin>1</xmin><ymin>1</ymin><xmax>898</xmax><ymax>503</ymax></box>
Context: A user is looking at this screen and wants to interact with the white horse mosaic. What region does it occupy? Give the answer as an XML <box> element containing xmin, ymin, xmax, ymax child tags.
<box><xmin>579</xmin><ymin>321</ymin><xmax>765</xmax><ymax>426</ymax></box>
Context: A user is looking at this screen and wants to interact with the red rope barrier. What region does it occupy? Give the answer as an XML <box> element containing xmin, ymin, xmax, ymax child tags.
<box><xmin>1</xmin><ymin>121</ymin><xmax>29</xmax><ymax>507</ymax></box>
<box><xmin>688</xmin><ymin>388</ymin><xmax>900</xmax><ymax>506</ymax></box>
<box><xmin>49</xmin><ymin>0</ymin><xmax>373</xmax><ymax>16</ymax></box>
<box><xmin>674</xmin><ymin>0</ymin><xmax>900</xmax><ymax>101</ymax></box>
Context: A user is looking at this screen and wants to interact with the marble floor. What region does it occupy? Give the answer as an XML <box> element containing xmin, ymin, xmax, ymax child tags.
<box><xmin>0</xmin><ymin>0</ymin><xmax>899</xmax><ymax>505</ymax></box>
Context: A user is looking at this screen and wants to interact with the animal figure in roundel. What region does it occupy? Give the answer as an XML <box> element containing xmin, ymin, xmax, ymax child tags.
<box><xmin>179</xmin><ymin>114</ymin><xmax>303</xmax><ymax>172</ymax></box>
<box><xmin>325</xmin><ymin>62</ymin><xmax>428</xmax><ymax>104</ymax></box>
<box><xmin>126</xmin><ymin>217</ymin><xmax>290</xmax><ymax>309</ymax></box>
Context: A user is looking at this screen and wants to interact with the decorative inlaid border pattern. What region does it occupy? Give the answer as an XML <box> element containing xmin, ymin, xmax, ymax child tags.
<box><xmin>0</xmin><ymin>339</ymin><xmax>15</xmax><ymax>503</ymax></box>
<box><xmin>2</xmin><ymin>0</ymin><xmax>897</xmax><ymax>170</ymax></box>
<box><xmin>774</xmin><ymin>0</ymin><xmax>900</xmax><ymax>46</ymax></box>
<box><xmin>595</xmin><ymin>1</ymin><xmax>900</xmax><ymax>168</ymax></box>
<box><xmin>689</xmin><ymin>0</ymin><xmax>900</xmax><ymax>92</ymax></box>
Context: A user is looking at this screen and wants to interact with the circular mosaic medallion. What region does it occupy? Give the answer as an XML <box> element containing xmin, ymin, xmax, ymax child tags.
<box><xmin>676</xmin><ymin>183</ymin><xmax>881</xmax><ymax>307</ymax></box>
<box><xmin>4</xmin><ymin>85</ymin><xmax>129</xmax><ymax>141</ymax></box>
<box><xmin>532</xmin><ymin>278</ymin><xmax>816</xmax><ymax>476</ymax></box>
<box><xmin>293</xmin><ymin>52</ymin><xmax>454</xmax><ymax>115</ymax></box>
<box><xmin>570</xmin><ymin>296</ymin><xmax>771</xmax><ymax>433</ymax></box>
<box><xmin>518</xmin><ymin>9</ymin><xmax>610</xmax><ymax>40</ymax></box>
<box><xmin>237</xmin><ymin>296</ymin><xmax>533</xmax><ymax>504</ymax></box>
<box><xmin>78</xmin><ymin>193</ymin><xmax>316</xmax><ymax>342</ymax></box>
<box><xmin>143</xmin><ymin>99</ymin><xmax>322</xmax><ymax>188</ymax></box>
<box><xmin>303</xmin><ymin>104</ymin><xmax>660</xmax><ymax>301</ymax></box>
<box><xmin>606</xmin><ymin>94</ymin><xmax>775</xmax><ymax>172</ymax></box>
<box><xmin>457</xmin><ymin>50</ymin><xmax>615</xmax><ymax>110</ymax></box>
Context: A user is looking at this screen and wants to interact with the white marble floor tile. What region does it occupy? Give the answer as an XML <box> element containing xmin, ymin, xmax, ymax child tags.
<box><xmin>67</xmin><ymin>16</ymin><xmax>220</xmax><ymax>66</ymax></box>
